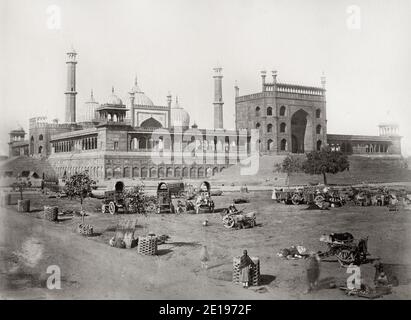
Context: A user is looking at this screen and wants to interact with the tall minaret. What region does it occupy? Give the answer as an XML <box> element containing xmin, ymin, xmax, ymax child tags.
<box><xmin>213</xmin><ymin>67</ymin><xmax>224</xmax><ymax>129</ymax></box>
<box><xmin>128</xmin><ymin>76</ymin><xmax>137</xmax><ymax>126</ymax></box>
<box><xmin>65</xmin><ymin>47</ymin><xmax>77</xmax><ymax>123</ymax></box>
<box><xmin>167</xmin><ymin>91</ymin><xmax>172</xmax><ymax>129</ymax></box>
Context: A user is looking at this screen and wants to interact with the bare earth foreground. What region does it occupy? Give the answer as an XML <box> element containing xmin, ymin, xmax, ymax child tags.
<box><xmin>1</xmin><ymin>191</ymin><xmax>411</xmax><ymax>299</ymax></box>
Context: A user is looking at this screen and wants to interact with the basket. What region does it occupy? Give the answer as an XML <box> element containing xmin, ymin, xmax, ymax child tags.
<box><xmin>232</xmin><ymin>256</ymin><xmax>260</xmax><ymax>286</ymax></box>
<box><xmin>137</xmin><ymin>235</ymin><xmax>158</xmax><ymax>256</ymax></box>
<box><xmin>43</xmin><ymin>206</ymin><xmax>58</xmax><ymax>221</ymax></box>
<box><xmin>78</xmin><ymin>223</ymin><xmax>94</xmax><ymax>236</ymax></box>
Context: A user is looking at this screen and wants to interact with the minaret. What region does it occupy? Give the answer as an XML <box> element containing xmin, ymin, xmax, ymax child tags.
<box><xmin>129</xmin><ymin>77</ymin><xmax>136</xmax><ymax>126</ymax></box>
<box><xmin>321</xmin><ymin>72</ymin><xmax>326</xmax><ymax>89</ymax></box>
<box><xmin>234</xmin><ymin>80</ymin><xmax>239</xmax><ymax>98</ymax></box>
<box><xmin>167</xmin><ymin>91</ymin><xmax>172</xmax><ymax>129</ymax></box>
<box><xmin>65</xmin><ymin>46</ymin><xmax>77</xmax><ymax>123</ymax></box>
<box><xmin>272</xmin><ymin>70</ymin><xmax>277</xmax><ymax>86</ymax></box>
<box><xmin>213</xmin><ymin>67</ymin><xmax>224</xmax><ymax>129</ymax></box>
<box><xmin>261</xmin><ymin>70</ymin><xmax>267</xmax><ymax>92</ymax></box>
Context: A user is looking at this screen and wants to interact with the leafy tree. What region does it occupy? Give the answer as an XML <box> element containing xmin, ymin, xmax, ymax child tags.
<box><xmin>13</xmin><ymin>175</ymin><xmax>29</xmax><ymax>200</ymax></box>
<box><xmin>123</xmin><ymin>185</ymin><xmax>147</xmax><ymax>215</ymax></box>
<box><xmin>275</xmin><ymin>155</ymin><xmax>304</xmax><ymax>186</ymax></box>
<box><xmin>64</xmin><ymin>171</ymin><xmax>96</xmax><ymax>223</ymax></box>
<box><xmin>302</xmin><ymin>148</ymin><xmax>350</xmax><ymax>185</ymax></box>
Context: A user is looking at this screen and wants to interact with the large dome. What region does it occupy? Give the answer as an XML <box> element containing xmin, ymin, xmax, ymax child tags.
<box><xmin>106</xmin><ymin>87</ymin><xmax>123</xmax><ymax>106</ymax></box>
<box><xmin>171</xmin><ymin>96</ymin><xmax>190</xmax><ymax>128</ymax></box>
<box><xmin>129</xmin><ymin>77</ymin><xmax>154</xmax><ymax>106</ymax></box>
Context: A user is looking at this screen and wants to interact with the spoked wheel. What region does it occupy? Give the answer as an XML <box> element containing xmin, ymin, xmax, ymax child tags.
<box><xmin>314</xmin><ymin>195</ymin><xmax>325</xmax><ymax>208</ymax></box>
<box><xmin>223</xmin><ymin>216</ymin><xmax>235</xmax><ymax>229</ymax></box>
<box><xmin>291</xmin><ymin>194</ymin><xmax>302</xmax><ymax>205</ymax></box>
<box><xmin>108</xmin><ymin>201</ymin><xmax>117</xmax><ymax>215</ymax></box>
<box><xmin>336</xmin><ymin>249</ymin><xmax>355</xmax><ymax>267</ymax></box>
<box><xmin>101</xmin><ymin>204</ymin><xmax>108</xmax><ymax>214</ymax></box>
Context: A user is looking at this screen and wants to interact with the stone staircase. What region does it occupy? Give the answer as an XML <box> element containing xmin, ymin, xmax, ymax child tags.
<box><xmin>210</xmin><ymin>154</ymin><xmax>288</xmax><ymax>186</ymax></box>
<box><xmin>211</xmin><ymin>154</ymin><xmax>411</xmax><ymax>187</ymax></box>
<box><xmin>0</xmin><ymin>156</ymin><xmax>57</xmax><ymax>180</ymax></box>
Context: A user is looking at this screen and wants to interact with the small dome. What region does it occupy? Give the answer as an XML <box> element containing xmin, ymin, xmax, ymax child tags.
<box><xmin>106</xmin><ymin>87</ymin><xmax>123</xmax><ymax>106</ymax></box>
<box><xmin>171</xmin><ymin>96</ymin><xmax>190</xmax><ymax>128</ymax></box>
<box><xmin>129</xmin><ymin>77</ymin><xmax>154</xmax><ymax>106</ymax></box>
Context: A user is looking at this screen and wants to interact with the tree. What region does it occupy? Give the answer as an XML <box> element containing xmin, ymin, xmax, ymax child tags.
<box><xmin>12</xmin><ymin>174</ymin><xmax>29</xmax><ymax>200</ymax></box>
<box><xmin>122</xmin><ymin>185</ymin><xmax>147</xmax><ymax>215</ymax></box>
<box><xmin>64</xmin><ymin>171</ymin><xmax>96</xmax><ymax>223</ymax></box>
<box><xmin>275</xmin><ymin>155</ymin><xmax>304</xmax><ymax>186</ymax></box>
<box><xmin>302</xmin><ymin>148</ymin><xmax>350</xmax><ymax>185</ymax></box>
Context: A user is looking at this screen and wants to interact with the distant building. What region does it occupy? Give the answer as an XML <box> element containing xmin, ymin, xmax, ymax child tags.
<box><xmin>4</xmin><ymin>48</ymin><xmax>402</xmax><ymax>181</ymax></box>
<box><xmin>236</xmin><ymin>71</ymin><xmax>401</xmax><ymax>156</ymax></box>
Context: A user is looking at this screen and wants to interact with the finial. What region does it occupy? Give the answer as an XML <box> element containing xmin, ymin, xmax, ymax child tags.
<box><xmin>68</xmin><ymin>44</ymin><xmax>76</xmax><ymax>54</ymax></box>
<box><xmin>234</xmin><ymin>80</ymin><xmax>238</xmax><ymax>87</ymax></box>
<box><xmin>321</xmin><ymin>71</ymin><xmax>326</xmax><ymax>88</ymax></box>
<box><xmin>112</xmin><ymin>86</ymin><xmax>115</xmax><ymax>94</ymax></box>
<box><xmin>91</xmin><ymin>89</ymin><xmax>94</xmax><ymax>99</ymax></box>
<box><xmin>134</xmin><ymin>75</ymin><xmax>138</xmax><ymax>86</ymax></box>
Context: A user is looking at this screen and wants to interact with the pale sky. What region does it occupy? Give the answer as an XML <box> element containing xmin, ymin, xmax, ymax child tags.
<box><xmin>1</xmin><ymin>0</ymin><xmax>410</xmax><ymax>156</ymax></box>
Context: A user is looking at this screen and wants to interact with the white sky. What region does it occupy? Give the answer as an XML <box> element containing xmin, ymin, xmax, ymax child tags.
<box><xmin>1</xmin><ymin>0</ymin><xmax>410</xmax><ymax>156</ymax></box>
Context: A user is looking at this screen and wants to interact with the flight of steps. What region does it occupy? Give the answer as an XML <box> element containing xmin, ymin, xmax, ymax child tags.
<box><xmin>211</xmin><ymin>154</ymin><xmax>411</xmax><ymax>186</ymax></box>
<box><xmin>0</xmin><ymin>156</ymin><xmax>56</xmax><ymax>179</ymax></box>
<box><xmin>210</xmin><ymin>154</ymin><xmax>288</xmax><ymax>186</ymax></box>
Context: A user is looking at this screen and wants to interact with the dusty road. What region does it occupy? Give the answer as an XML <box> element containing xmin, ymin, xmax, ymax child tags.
<box><xmin>0</xmin><ymin>205</ymin><xmax>267</xmax><ymax>299</ymax></box>
<box><xmin>1</xmin><ymin>190</ymin><xmax>411</xmax><ymax>299</ymax></box>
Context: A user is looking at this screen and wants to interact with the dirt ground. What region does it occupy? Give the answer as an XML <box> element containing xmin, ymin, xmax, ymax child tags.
<box><xmin>1</xmin><ymin>190</ymin><xmax>411</xmax><ymax>299</ymax></box>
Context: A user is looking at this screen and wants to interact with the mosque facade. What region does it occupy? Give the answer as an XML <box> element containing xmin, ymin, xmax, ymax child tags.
<box><xmin>6</xmin><ymin>48</ymin><xmax>402</xmax><ymax>181</ymax></box>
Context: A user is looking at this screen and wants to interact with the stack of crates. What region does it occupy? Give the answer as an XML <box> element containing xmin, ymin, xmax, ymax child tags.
<box><xmin>232</xmin><ymin>256</ymin><xmax>260</xmax><ymax>286</ymax></box>
<box><xmin>137</xmin><ymin>235</ymin><xmax>158</xmax><ymax>256</ymax></box>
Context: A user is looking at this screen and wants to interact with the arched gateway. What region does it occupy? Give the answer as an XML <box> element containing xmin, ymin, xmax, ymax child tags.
<box><xmin>291</xmin><ymin>109</ymin><xmax>313</xmax><ymax>153</ymax></box>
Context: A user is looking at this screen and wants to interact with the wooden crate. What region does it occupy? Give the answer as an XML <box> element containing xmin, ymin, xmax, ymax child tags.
<box><xmin>232</xmin><ymin>256</ymin><xmax>260</xmax><ymax>286</ymax></box>
<box><xmin>137</xmin><ymin>236</ymin><xmax>157</xmax><ymax>256</ymax></box>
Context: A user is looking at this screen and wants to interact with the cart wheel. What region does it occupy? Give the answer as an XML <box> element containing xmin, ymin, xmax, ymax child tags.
<box><xmin>223</xmin><ymin>216</ymin><xmax>235</xmax><ymax>229</ymax></box>
<box><xmin>336</xmin><ymin>249</ymin><xmax>355</xmax><ymax>267</ymax></box>
<box><xmin>291</xmin><ymin>194</ymin><xmax>301</xmax><ymax>205</ymax></box>
<box><xmin>56</xmin><ymin>192</ymin><xmax>61</xmax><ymax>199</ymax></box>
<box><xmin>108</xmin><ymin>202</ymin><xmax>117</xmax><ymax>215</ymax></box>
<box><xmin>314</xmin><ymin>195</ymin><xmax>325</xmax><ymax>208</ymax></box>
<box><xmin>101</xmin><ymin>204</ymin><xmax>107</xmax><ymax>214</ymax></box>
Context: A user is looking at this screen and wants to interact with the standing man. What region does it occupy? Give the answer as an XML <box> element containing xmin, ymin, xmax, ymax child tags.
<box><xmin>239</xmin><ymin>250</ymin><xmax>255</xmax><ymax>288</ymax></box>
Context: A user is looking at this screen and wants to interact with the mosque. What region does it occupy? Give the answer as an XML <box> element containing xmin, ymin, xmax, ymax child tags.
<box><xmin>5</xmin><ymin>48</ymin><xmax>402</xmax><ymax>181</ymax></box>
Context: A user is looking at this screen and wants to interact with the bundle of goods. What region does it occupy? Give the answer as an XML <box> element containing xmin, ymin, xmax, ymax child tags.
<box><xmin>277</xmin><ymin>245</ymin><xmax>308</xmax><ymax>259</ymax></box>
